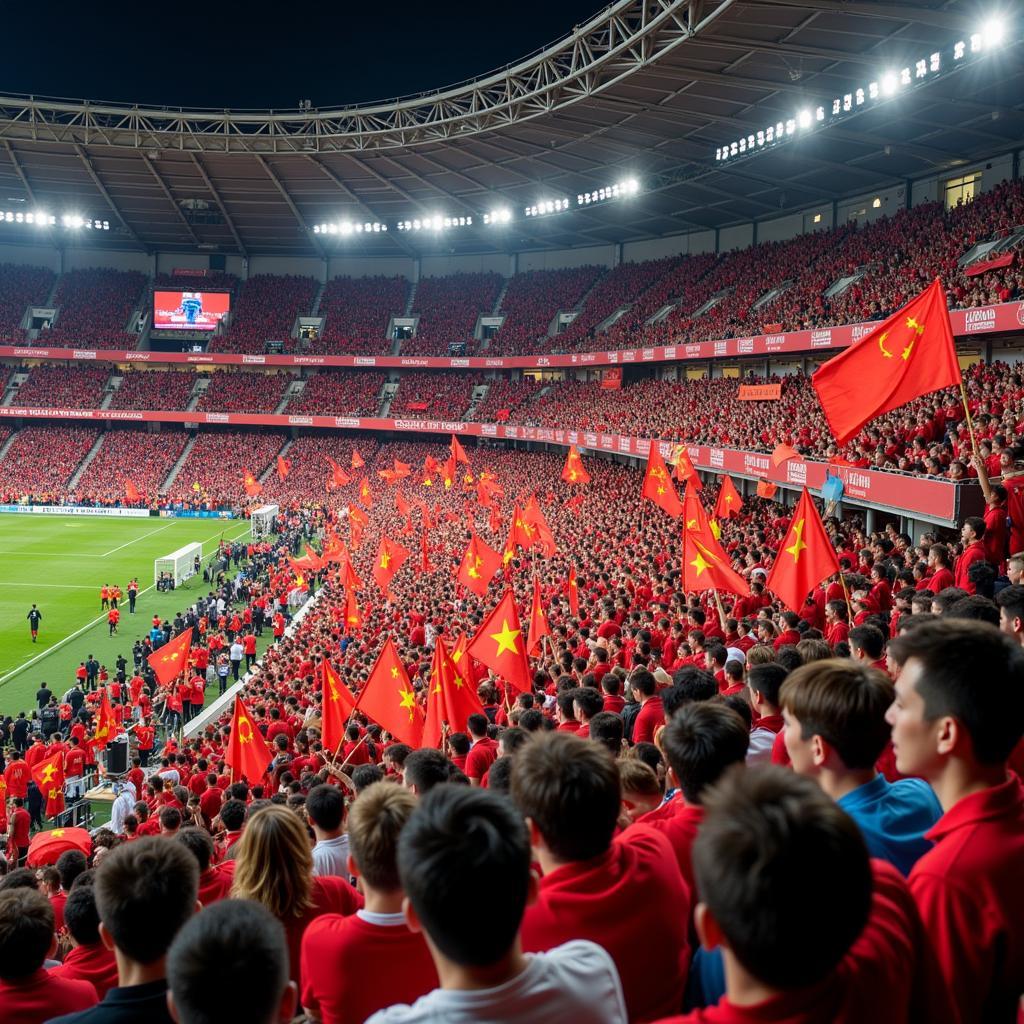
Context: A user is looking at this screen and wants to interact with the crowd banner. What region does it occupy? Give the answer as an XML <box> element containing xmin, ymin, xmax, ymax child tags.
<box><xmin>738</xmin><ymin>383</ymin><xmax>782</xmax><ymax>401</ymax></box>
<box><xmin>1</xmin><ymin>300</ymin><xmax>1020</xmax><ymax>372</ymax></box>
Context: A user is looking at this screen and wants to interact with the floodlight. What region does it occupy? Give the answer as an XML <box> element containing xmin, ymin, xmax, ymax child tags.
<box><xmin>881</xmin><ymin>72</ymin><xmax>898</xmax><ymax>94</ymax></box>
<box><xmin>798</xmin><ymin>109</ymin><xmax>812</xmax><ymax>129</ymax></box>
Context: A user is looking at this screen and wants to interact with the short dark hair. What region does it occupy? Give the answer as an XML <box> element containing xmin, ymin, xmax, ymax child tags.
<box><xmin>305</xmin><ymin>784</ymin><xmax>345</xmax><ymax>832</ymax></box>
<box><xmin>403</xmin><ymin>748</ymin><xmax>451</xmax><ymax>793</ymax></box>
<box><xmin>219</xmin><ymin>799</ymin><xmax>247</xmax><ymax>831</ymax></box>
<box><xmin>780</xmin><ymin>660</ymin><xmax>894</xmax><ymax>769</ymax></box>
<box><xmin>664</xmin><ymin>668</ymin><xmax>718</xmax><ymax>717</ymax></box>
<box><xmin>889</xmin><ymin>619</ymin><xmax>1024</xmax><ymax>764</ymax></box>
<box><xmin>747</xmin><ymin>663</ymin><xmax>788</xmax><ymax>706</ymax></box>
<box><xmin>629</xmin><ymin>669</ymin><xmax>657</xmax><ymax>697</ymax></box>
<box><xmin>510</xmin><ymin>732</ymin><xmax>618</xmax><ymax>862</ymax></box>
<box><xmin>945</xmin><ymin>595</ymin><xmax>999</xmax><ymax>626</ymax></box>
<box><xmin>168</xmin><ymin>900</ymin><xmax>288</xmax><ymax>1024</ymax></box>
<box><xmin>486</xmin><ymin>756</ymin><xmax>513</xmax><ymax>793</ymax></box>
<box><xmin>351</xmin><ymin>763</ymin><xmax>383</xmax><ymax>793</ymax></box>
<box><xmin>0</xmin><ymin>888</ymin><xmax>53</xmax><ymax>979</ymax></box>
<box><xmin>63</xmin><ymin>885</ymin><xmax>102</xmax><ymax>945</ymax></box>
<box><xmin>996</xmin><ymin>584</ymin><xmax>1024</xmax><ymax>625</ymax></box>
<box><xmin>693</xmin><ymin>766</ymin><xmax>871</xmax><ymax>989</ymax></box>
<box><xmin>587</xmin><ymin>711</ymin><xmax>623</xmax><ymax>757</ymax></box>
<box><xmin>176</xmin><ymin>827</ymin><xmax>216</xmax><ymax>873</ymax></box>
<box><xmin>56</xmin><ymin>849</ymin><xmax>88</xmax><ymax>891</ymax></box>
<box><xmin>466</xmin><ymin>713</ymin><xmax>489</xmax><ymax>738</ymax></box>
<box><xmin>661</xmin><ymin>703</ymin><xmax>749</xmax><ymax>804</ymax></box>
<box><xmin>95</xmin><ymin>836</ymin><xmax>198</xmax><ymax>965</ymax></box>
<box><xmin>848</xmin><ymin>625</ymin><xmax>885</xmax><ymax>660</ymax></box>
<box><xmin>398</xmin><ymin>785</ymin><xmax>530</xmax><ymax>967</ymax></box>
<box><xmin>572</xmin><ymin>686</ymin><xmax>604</xmax><ymax>720</ymax></box>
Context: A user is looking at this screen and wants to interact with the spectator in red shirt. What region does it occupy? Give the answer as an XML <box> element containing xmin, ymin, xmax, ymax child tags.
<box><xmin>175</xmin><ymin>827</ymin><xmax>233</xmax><ymax>907</ymax></box>
<box><xmin>0</xmin><ymin>888</ymin><xmax>96</xmax><ymax>1024</ymax></box>
<box><xmin>47</xmin><ymin>885</ymin><xmax>118</xmax><ymax>1000</ymax></box>
<box><xmin>301</xmin><ymin>783</ymin><xmax>437</xmax><ymax>1024</ymax></box>
<box><xmin>464</xmin><ymin>713</ymin><xmax>498</xmax><ymax>785</ymax></box>
<box><xmin>953</xmin><ymin>516</ymin><xmax>988</xmax><ymax>593</ymax></box>
<box><xmin>629</xmin><ymin>669</ymin><xmax>665</xmax><ymax>745</ymax></box>
<box><xmin>513</xmin><ymin>731</ymin><xmax>690</xmax><ymax>1022</ymax></box>
<box><xmin>660</xmin><ymin>767</ymin><xmax>949</xmax><ymax>1024</ymax></box>
<box><xmin>887</xmin><ymin>619</ymin><xmax>1024</xmax><ymax>1024</ymax></box>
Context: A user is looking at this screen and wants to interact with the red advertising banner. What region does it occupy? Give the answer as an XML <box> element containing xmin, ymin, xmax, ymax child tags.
<box><xmin>965</xmin><ymin>252</ymin><xmax>1015</xmax><ymax>278</ymax></box>
<box><xmin>0</xmin><ymin>405</ymin><xmax>961</xmax><ymax>522</ymax></box>
<box><xmin>2</xmin><ymin>301</ymin><xmax>1021</xmax><ymax>373</ymax></box>
<box><xmin>600</xmin><ymin>367</ymin><xmax>622</xmax><ymax>390</ymax></box>
<box><xmin>738</xmin><ymin>383</ymin><xmax>782</xmax><ymax>401</ymax></box>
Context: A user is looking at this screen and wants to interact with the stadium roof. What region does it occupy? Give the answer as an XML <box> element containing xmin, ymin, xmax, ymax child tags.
<box><xmin>0</xmin><ymin>0</ymin><xmax>1021</xmax><ymax>258</ymax></box>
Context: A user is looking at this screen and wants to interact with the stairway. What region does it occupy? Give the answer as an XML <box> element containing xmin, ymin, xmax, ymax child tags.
<box><xmin>100</xmin><ymin>375</ymin><xmax>121</xmax><ymax>410</ymax></box>
<box><xmin>186</xmin><ymin>379</ymin><xmax>209</xmax><ymax>412</ymax></box>
<box><xmin>492</xmin><ymin>277</ymin><xmax>511</xmax><ymax>314</ymax></box>
<box><xmin>403</xmin><ymin>278</ymin><xmax>418</xmax><ymax>316</ymax></box>
<box><xmin>310</xmin><ymin>280</ymin><xmax>327</xmax><ymax>316</ymax></box>
<box><xmin>260</xmin><ymin>438</ymin><xmax>293</xmax><ymax>483</ymax></box>
<box><xmin>67</xmin><ymin>433</ymin><xmax>107</xmax><ymax>491</ymax></box>
<box><xmin>0</xmin><ymin>427</ymin><xmax>19</xmax><ymax>463</ymax></box>
<box><xmin>160</xmin><ymin>435</ymin><xmax>197</xmax><ymax>493</ymax></box>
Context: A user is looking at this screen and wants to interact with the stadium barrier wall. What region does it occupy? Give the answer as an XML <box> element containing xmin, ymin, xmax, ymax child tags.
<box><xmin>0</xmin><ymin>503</ymin><xmax>151</xmax><ymax>517</ymax></box>
<box><xmin>1</xmin><ymin>300</ymin><xmax>1020</xmax><ymax>371</ymax></box>
<box><xmin>158</xmin><ymin>509</ymin><xmax>237</xmax><ymax>519</ymax></box>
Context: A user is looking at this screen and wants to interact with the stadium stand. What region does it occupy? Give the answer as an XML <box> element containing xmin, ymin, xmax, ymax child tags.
<box><xmin>287</xmin><ymin>370</ymin><xmax>386</xmax><ymax>417</ymax></box>
<box><xmin>37</xmin><ymin>268</ymin><xmax>148</xmax><ymax>350</ymax></box>
<box><xmin>12</xmin><ymin>365</ymin><xmax>110</xmax><ymax>409</ymax></box>
<box><xmin>74</xmin><ymin>429</ymin><xmax>190</xmax><ymax>504</ymax></box>
<box><xmin>0</xmin><ymin>263</ymin><xmax>56</xmax><ymax>341</ymax></box>
<box><xmin>0</xmin><ymin>424</ymin><xmax>99</xmax><ymax>500</ymax></box>
<box><xmin>109</xmin><ymin>369</ymin><xmax>197</xmax><ymax>411</ymax></box>
<box><xmin>389</xmin><ymin>372</ymin><xmax>479</xmax><ymax>417</ymax></box>
<box><xmin>163</xmin><ymin>430</ymin><xmax>283</xmax><ymax>505</ymax></box>
<box><xmin>193</xmin><ymin>372</ymin><xmax>292</xmax><ymax>414</ymax></box>
<box><xmin>401</xmin><ymin>272</ymin><xmax>503</xmax><ymax>355</ymax></box>
<box><xmin>316</xmin><ymin>275</ymin><xmax>411</xmax><ymax>355</ymax></box>
<box><xmin>208</xmin><ymin>274</ymin><xmax>318</xmax><ymax>354</ymax></box>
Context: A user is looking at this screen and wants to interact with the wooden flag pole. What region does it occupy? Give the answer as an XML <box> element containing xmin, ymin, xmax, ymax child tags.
<box><xmin>838</xmin><ymin>572</ymin><xmax>855</xmax><ymax>625</ymax></box>
<box><xmin>959</xmin><ymin>380</ymin><xmax>980</xmax><ymax>456</ymax></box>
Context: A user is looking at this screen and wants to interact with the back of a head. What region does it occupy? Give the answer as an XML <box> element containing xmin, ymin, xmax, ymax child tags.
<box><xmin>231</xmin><ymin>804</ymin><xmax>313</xmax><ymax>920</ymax></box>
<box><xmin>692</xmin><ymin>766</ymin><xmax>872</xmax><ymax>989</ymax></box>
<box><xmin>889</xmin><ymin>618</ymin><xmax>1024</xmax><ymax>765</ymax></box>
<box><xmin>63</xmin><ymin>885</ymin><xmax>102</xmax><ymax>946</ymax></box>
<box><xmin>57</xmin><ymin>849</ymin><xmax>88</xmax><ymax>891</ymax></box>
<box><xmin>510</xmin><ymin>731</ymin><xmax>619</xmax><ymax>862</ymax></box>
<box><xmin>96</xmin><ymin>836</ymin><xmax>199</xmax><ymax>965</ymax></box>
<box><xmin>780</xmin><ymin>659</ymin><xmax>893</xmax><ymax>769</ymax></box>
<box><xmin>348</xmin><ymin>781</ymin><xmax>417</xmax><ymax>891</ymax></box>
<box><xmin>664</xmin><ymin>668</ymin><xmax>719</xmax><ymax>717</ymax></box>
<box><xmin>219</xmin><ymin>798</ymin><xmax>247</xmax><ymax>832</ymax></box>
<box><xmin>747</xmin><ymin>663</ymin><xmax>788</xmax><ymax>706</ymax></box>
<box><xmin>167</xmin><ymin>900</ymin><xmax>291</xmax><ymax>1024</ymax></box>
<box><xmin>398</xmin><ymin>784</ymin><xmax>529</xmax><ymax>968</ymax></box>
<box><xmin>305</xmin><ymin>784</ymin><xmax>345</xmax><ymax>832</ymax></box>
<box><xmin>176</xmin><ymin>827</ymin><xmax>215</xmax><ymax>874</ymax></box>
<box><xmin>0</xmin><ymin>888</ymin><xmax>54</xmax><ymax>979</ymax></box>
<box><xmin>403</xmin><ymin>748</ymin><xmax>451</xmax><ymax>794</ymax></box>
<box><xmin>661</xmin><ymin>702</ymin><xmax>749</xmax><ymax>804</ymax></box>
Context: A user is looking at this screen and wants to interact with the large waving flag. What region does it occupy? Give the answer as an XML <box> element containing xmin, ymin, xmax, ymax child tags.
<box><xmin>319</xmin><ymin>661</ymin><xmax>356</xmax><ymax>754</ymax></box>
<box><xmin>764</xmin><ymin>487</ymin><xmax>841</xmax><ymax>613</ymax></box>
<box><xmin>523</xmin><ymin>495</ymin><xmax>557</xmax><ymax>556</ymax></box>
<box><xmin>147</xmin><ymin>628</ymin><xmax>193</xmax><ymax>687</ymax></box>
<box><xmin>226</xmin><ymin>697</ymin><xmax>273</xmax><ymax>784</ymax></box>
<box><xmin>243</xmin><ymin>469</ymin><xmax>262</xmax><ymax>497</ymax></box>
<box><xmin>351</xmin><ymin>448</ymin><xmax>365</xmax><ymax>470</ymax></box>
<box><xmin>124</xmin><ymin>479</ymin><xmax>141</xmax><ymax>503</ymax></box>
<box><xmin>458</xmin><ymin>532</ymin><xmax>502</xmax><ymax>598</ymax></box>
<box><xmin>31</xmin><ymin>750</ymin><xmax>65</xmax><ymax>818</ymax></box>
<box><xmin>372</xmin><ymin>535</ymin><xmax>411</xmax><ymax>594</ymax></box>
<box><xmin>561</xmin><ymin>446</ymin><xmax>591</xmax><ymax>485</ymax></box>
<box><xmin>356</xmin><ymin>638</ymin><xmax>423</xmax><ymax>747</ymax></box>
<box><xmin>450</xmin><ymin>434</ymin><xmax>470</xmax><ymax>464</ymax></box>
<box><xmin>714</xmin><ymin>475</ymin><xmax>743</xmax><ymax>520</ymax></box>
<box><xmin>642</xmin><ymin>443</ymin><xmax>683</xmax><ymax>518</ymax></box>
<box><xmin>681</xmin><ymin>482</ymin><xmax>749</xmax><ymax>596</ymax></box>
<box><xmin>812</xmin><ymin>278</ymin><xmax>961</xmax><ymax>445</ymax></box>
<box><xmin>92</xmin><ymin>688</ymin><xmax>118</xmax><ymax>750</ymax></box>
<box><xmin>528</xmin><ymin>576</ymin><xmax>551</xmax><ymax>656</ymax></box>
<box><xmin>422</xmin><ymin>636</ymin><xmax>486</xmax><ymax>748</ymax></box>
<box><xmin>467</xmin><ymin>590</ymin><xmax>532</xmax><ymax>694</ymax></box>
<box><xmin>277</xmin><ymin>455</ymin><xmax>292</xmax><ymax>481</ymax></box>
<box><xmin>326</xmin><ymin>456</ymin><xmax>350</xmax><ymax>488</ymax></box>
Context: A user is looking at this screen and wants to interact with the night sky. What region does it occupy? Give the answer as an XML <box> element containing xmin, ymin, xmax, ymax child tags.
<box><xmin>4</xmin><ymin>0</ymin><xmax>604</xmax><ymax>109</ymax></box>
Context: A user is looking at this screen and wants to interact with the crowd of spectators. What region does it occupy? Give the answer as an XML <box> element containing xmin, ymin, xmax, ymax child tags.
<box><xmin>261</xmin><ymin>435</ymin><xmax>383</xmax><ymax>505</ymax></box>
<box><xmin>12</xmin><ymin>365</ymin><xmax>111</xmax><ymax>409</ymax></box>
<box><xmin>74</xmin><ymin>429</ymin><xmax>190</xmax><ymax>505</ymax></box>
<box><xmin>194</xmin><ymin>372</ymin><xmax>292</xmax><ymax>415</ymax></box>
<box><xmin>0</xmin><ymin>263</ymin><xmax>56</xmax><ymax>342</ymax></box>
<box><xmin>389</xmin><ymin>372</ymin><xmax>479</xmax><ymax>417</ymax></box>
<box><xmin>316</xmin><ymin>275</ymin><xmax>411</xmax><ymax>355</ymax></box>
<box><xmin>108</xmin><ymin>369</ymin><xmax>197</xmax><ymax>411</ymax></box>
<box><xmin>36</xmin><ymin>268</ymin><xmax>147</xmax><ymax>350</ymax></box>
<box><xmin>0</xmin><ymin>425</ymin><xmax>99</xmax><ymax>501</ymax></box>
<box><xmin>209</xmin><ymin>275</ymin><xmax>318</xmax><ymax>354</ymax></box>
<box><xmin>468</xmin><ymin>375</ymin><xmax>548</xmax><ymax>422</ymax></box>
<box><xmin>163</xmin><ymin>430</ymin><xmax>284</xmax><ymax>506</ymax></box>
<box><xmin>401</xmin><ymin>272</ymin><xmax>503</xmax><ymax>356</ymax></box>
<box><xmin>288</xmin><ymin>371</ymin><xmax>386</xmax><ymax>417</ymax></box>
<box><xmin>485</xmin><ymin>265</ymin><xmax>604</xmax><ymax>355</ymax></box>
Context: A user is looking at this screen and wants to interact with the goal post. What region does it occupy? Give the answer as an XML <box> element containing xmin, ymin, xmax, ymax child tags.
<box><xmin>251</xmin><ymin>503</ymin><xmax>279</xmax><ymax>539</ymax></box>
<box><xmin>154</xmin><ymin>542</ymin><xmax>203</xmax><ymax>587</ymax></box>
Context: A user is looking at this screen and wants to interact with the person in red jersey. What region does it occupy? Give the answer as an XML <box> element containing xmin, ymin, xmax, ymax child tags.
<box><xmin>633</xmin><ymin>702</ymin><xmax>749</xmax><ymax>894</ymax></box>
<box><xmin>47</xmin><ymin>885</ymin><xmax>119</xmax><ymax>1000</ymax></box>
<box><xmin>229</xmin><ymin>803</ymin><xmax>362</xmax><ymax>989</ymax></box>
<box><xmin>953</xmin><ymin>517</ymin><xmax>987</xmax><ymax>594</ymax></box>
<box><xmin>464</xmin><ymin>712</ymin><xmax>498</xmax><ymax>785</ymax></box>
<box><xmin>301</xmin><ymin>783</ymin><xmax>437</xmax><ymax>1024</ymax></box>
<box><xmin>513</xmin><ymin>731</ymin><xmax>690</xmax><ymax>1022</ymax></box>
<box><xmin>629</xmin><ymin>669</ymin><xmax>665</xmax><ymax>746</ymax></box>
<box><xmin>0</xmin><ymin>888</ymin><xmax>96</xmax><ymax>1024</ymax></box>
<box><xmin>653</xmin><ymin>767</ymin><xmax>953</xmax><ymax>1024</ymax></box>
<box><xmin>176</xmin><ymin>827</ymin><xmax>234</xmax><ymax>907</ymax></box>
<box><xmin>886</xmin><ymin>619</ymin><xmax>1024</xmax><ymax>1024</ymax></box>
<box><xmin>746</xmin><ymin>663</ymin><xmax>787</xmax><ymax>764</ymax></box>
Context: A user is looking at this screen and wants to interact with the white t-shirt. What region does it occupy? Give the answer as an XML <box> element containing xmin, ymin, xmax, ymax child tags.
<box><xmin>311</xmin><ymin>834</ymin><xmax>350</xmax><ymax>878</ymax></box>
<box><xmin>365</xmin><ymin>939</ymin><xmax>627</xmax><ymax>1024</ymax></box>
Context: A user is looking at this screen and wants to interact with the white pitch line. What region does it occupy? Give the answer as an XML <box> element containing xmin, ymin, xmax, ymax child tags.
<box><xmin>102</xmin><ymin>522</ymin><xmax>176</xmax><ymax>557</ymax></box>
<box><xmin>0</xmin><ymin>521</ymin><xmax>252</xmax><ymax>688</ymax></box>
<box><xmin>0</xmin><ymin>583</ymin><xmax>98</xmax><ymax>589</ymax></box>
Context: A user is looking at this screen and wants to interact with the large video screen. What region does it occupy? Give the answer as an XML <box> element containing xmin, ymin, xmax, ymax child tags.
<box><xmin>153</xmin><ymin>290</ymin><xmax>230</xmax><ymax>331</ymax></box>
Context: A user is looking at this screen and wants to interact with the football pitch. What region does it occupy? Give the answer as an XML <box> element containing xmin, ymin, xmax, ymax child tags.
<box><xmin>0</xmin><ymin>514</ymin><xmax>254</xmax><ymax>718</ymax></box>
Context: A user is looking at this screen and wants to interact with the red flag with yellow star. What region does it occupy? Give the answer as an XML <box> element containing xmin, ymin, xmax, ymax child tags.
<box><xmin>357</xmin><ymin>638</ymin><xmax>423</xmax><ymax>747</ymax></box>
<box><xmin>764</xmin><ymin>487</ymin><xmax>840</xmax><ymax>613</ymax></box>
<box><xmin>642</xmin><ymin>443</ymin><xmax>683</xmax><ymax>518</ymax></box>
<box><xmin>351</xmin><ymin>448</ymin><xmax>365</xmax><ymax>470</ymax></box>
<box><xmin>243</xmin><ymin>468</ymin><xmax>262</xmax><ymax>497</ymax></box>
<box><xmin>450</xmin><ymin>434</ymin><xmax>470</xmax><ymax>464</ymax></box>
<box><xmin>92</xmin><ymin>688</ymin><xmax>118</xmax><ymax>750</ymax></box>
<box><xmin>672</xmin><ymin>444</ymin><xmax>703</xmax><ymax>490</ymax></box>
<box><xmin>523</xmin><ymin>495</ymin><xmax>557</xmax><ymax>556</ymax></box>
<box><xmin>372</xmin><ymin>535</ymin><xmax>411</xmax><ymax>593</ymax></box>
<box><xmin>226</xmin><ymin>696</ymin><xmax>273</xmax><ymax>784</ymax></box>
<box><xmin>812</xmin><ymin>278</ymin><xmax>961</xmax><ymax>446</ymax></box>
<box><xmin>31</xmin><ymin>749</ymin><xmax>66</xmax><ymax>817</ymax></box>
<box><xmin>358</xmin><ymin>477</ymin><xmax>373</xmax><ymax>507</ymax></box>
<box><xmin>458</xmin><ymin>532</ymin><xmax>502</xmax><ymax>598</ymax></box>
<box><xmin>348</xmin><ymin>506</ymin><xmax>369</xmax><ymax>549</ymax></box>
<box><xmin>681</xmin><ymin>482</ymin><xmax>750</xmax><ymax>596</ymax></box>
<box><xmin>319</xmin><ymin>660</ymin><xmax>356</xmax><ymax>753</ymax></box>
<box><xmin>276</xmin><ymin>455</ymin><xmax>292</xmax><ymax>481</ymax></box>
<box><xmin>146</xmin><ymin>627</ymin><xmax>193</xmax><ymax>688</ymax></box>
<box><xmin>342</xmin><ymin>589</ymin><xmax>363</xmax><ymax>630</ymax></box>
<box><xmin>528</xmin><ymin>576</ymin><xmax>551</xmax><ymax>656</ymax></box>
<box><xmin>423</xmin><ymin>635</ymin><xmax>485</xmax><ymax>748</ymax></box>
<box><xmin>568</xmin><ymin>565</ymin><xmax>580</xmax><ymax>617</ymax></box>
<box><xmin>561</xmin><ymin>446</ymin><xmax>591</xmax><ymax>485</ymax></box>
<box><xmin>327</xmin><ymin>456</ymin><xmax>350</xmax><ymax>488</ymax></box>
<box><xmin>714</xmin><ymin>475</ymin><xmax>743</xmax><ymax>520</ymax></box>
<box><xmin>467</xmin><ymin>590</ymin><xmax>532</xmax><ymax>694</ymax></box>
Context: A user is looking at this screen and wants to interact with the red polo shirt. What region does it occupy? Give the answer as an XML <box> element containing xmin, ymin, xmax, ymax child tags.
<box><xmin>635</xmin><ymin>795</ymin><xmax>704</xmax><ymax>895</ymax></box>
<box><xmin>522</xmin><ymin>825</ymin><xmax>690</xmax><ymax>1022</ymax></box>
<box><xmin>0</xmin><ymin>968</ymin><xmax>96</xmax><ymax>1024</ymax></box>
<box><xmin>282</xmin><ymin>875</ymin><xmax>362</xmax><ymax>989</ymax></box>
<box><xmin>49</xmin><ymin>941</ymin><xmax>119</xmax><ymax>999</ymax></box>
<box><xmin>465</xmin><ymin>737</ymin><xmax>498</xmax><ymax>782</ymax></box>
<box><xmin>300</xmin><ymin>912</ymin><xmax>438</xmax><ymax>1024</ymax></box>
<box><xmin>632</xmin><ymin>695</ymin><xmax>665</xmax><ymax>745</ymax></box>
<box><xmin>909</xmin><ymin>775</ymin><xmax>1024</xmax><ymax>1024</ymax></box>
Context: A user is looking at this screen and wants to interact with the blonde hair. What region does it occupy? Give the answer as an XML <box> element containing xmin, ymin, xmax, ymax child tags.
<box><xmin>230</xmin><ymin>804</ymin><xmax>313</xmax><ymax>919</ymax></box>
<box><xmin>745</xmin><ymin>643</ymin><xmax>776</xmax><ymax>667</ymax></box>
<box><xmin>617</xmin><ymin>758</ymin><xmax>661</xmax><ymax>798</ymax></box>
<box><xmin>347</xmin><ymin>781</ymin><xmax>417</xmax><ymax>892</ymax></box>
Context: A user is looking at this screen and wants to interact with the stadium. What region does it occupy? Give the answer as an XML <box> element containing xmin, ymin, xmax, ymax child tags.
<box><xmin>0</xmin><ymin>1</ymin><xmax>1022</xmax><ymax>1021</ymax></box>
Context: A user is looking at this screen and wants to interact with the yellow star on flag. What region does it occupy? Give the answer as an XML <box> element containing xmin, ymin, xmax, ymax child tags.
<box><xmin>398</xmin><ymin>687</ymin><xmax>417</xmax><ymax>720</ymax></box>
<box><xmin>491</xmin><ymin>619</ymin><xmax>521</xmax><ymax>657</ymax></box>
<box><xmin>390</xmin><ymin>665</ymin><xmax>399</xmax><ymax>678</ymax></box>
<box><xmin>40</xmin><ymin>764</ymin><xmax>57</xmax><ymax>783</ymax></box>
<box><xmin>785</xmin><ymin>519</ymin><xmax>808</xmax><ymax>562</ymax></box>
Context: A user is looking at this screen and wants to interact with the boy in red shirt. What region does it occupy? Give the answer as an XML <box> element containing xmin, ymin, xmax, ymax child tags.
<box><xmin>301</xmin><ymin>783</ymin><xmax>437</xmax><ymax>1024</ymax></box>
<box><xmin>514</xmin><ymin>731</ymin><xmax>690</xmax><ymax>1022</ymax></box>
<box><xmin>887</xmin><ymin>619</ymin><xmax>1024</xmax><ymax>1024</ymax></box>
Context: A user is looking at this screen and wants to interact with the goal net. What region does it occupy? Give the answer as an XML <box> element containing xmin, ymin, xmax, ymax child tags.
<box><xmin>154</xmin><ymin>542</ymin><xmax>203</xmax><ymax>587</ymax></box>
<box><xmin>251</xmin><ymin>503</ymin><xmax>279</xmax><ymax>539</ymax></box>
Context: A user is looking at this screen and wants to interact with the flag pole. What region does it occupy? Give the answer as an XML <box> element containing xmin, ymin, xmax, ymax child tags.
<box><xmin>959</xmin><ymin>380</ymin><xmax>980</xmax><ymax>456</ymax></box>
<box><xmin>839</xmin><ymin>572</ymin><xmax>854</xmax><ymax>625</ymax></box>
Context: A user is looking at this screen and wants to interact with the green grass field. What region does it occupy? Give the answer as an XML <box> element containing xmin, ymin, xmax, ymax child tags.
<box><xmin>0</xmin><ymin>514</ymin><xmax>255</xmax><ymax>717</ymax></box>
